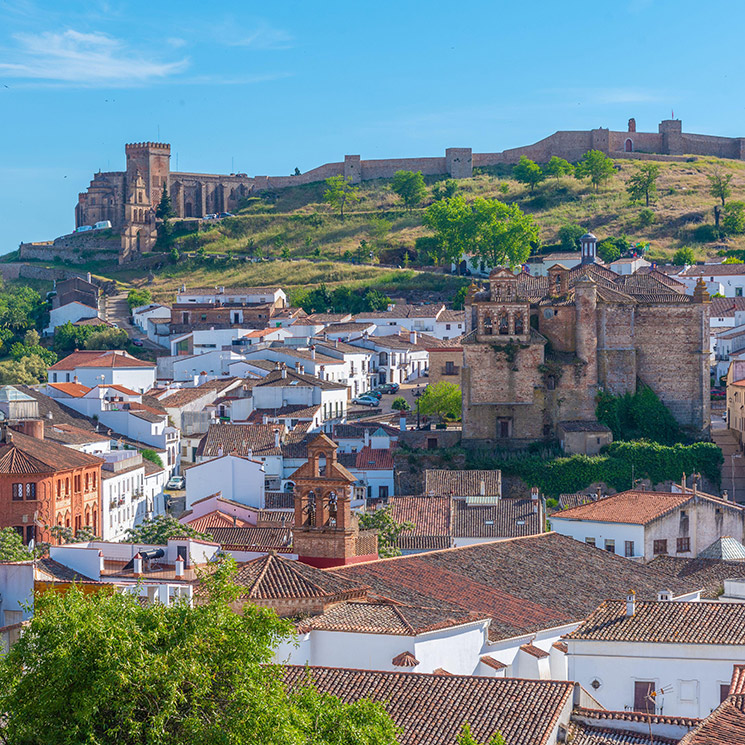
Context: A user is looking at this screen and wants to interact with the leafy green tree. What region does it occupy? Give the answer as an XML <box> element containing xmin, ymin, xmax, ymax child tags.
<box><xmin>672</xmin><ymin>246</ymin><xmax>696</xmax><ymax>266</ymax></box>
<box><xmin>425</xmin><ymin>196</ymin><xmax>537</xmax><ymax>269</ymax></box>
<box><xmin>457</xmin><ymin>722</ymin><xmax>506</xmax><ymax>745</ymax></box>
<box><xmin>575</xmin><ymin>149</ymin><xmax>615</xmax><ymax>191</ymax></box>
<box><xmin>10</xmin><ymin>341</ymin><xmax>57</xmax><ymax>366</ymax></box>
<box><xmin>84</xmin><ymin>328</ymin><xmax>130</xmax><ymax>350</ymax></box>
<box><xmin>391</xmin><ymin>396</ymin><xmax>410</xmax><ymax>412</ymax></box>
<box><xmin>23</xmin><ymin>329</ymin><xmax>40</xmax><ymax>347</ymax></box>
<box><xmin>432</xmin><ymin>178</ymin><xmax>458</xmax><ymax>201</ymax></box>
<box><xmin>708</xmin><ymin>168</ymin><xmax>733</xmax><ymax>207</ymax></box>
<box><xmin>53</xmin><ymin>321</ymin><xmax>107</xmax><ymax>355</ymax></box>
<box><xmin>544</xmin><ymin>156</ymin><xmax>574</xmax><ymax>180</ymax></box>
<box><xmin>626</xmin><ymin>162</ymin><xmax>660</xmax><ymax>207</ymax></box>
<box><xmin>0</xmin><ymin>527</ymin><xmax>33</xmax><ymax>561</ymax></box>
<box><xmin>596</xmin><ymin>238</ymin><xmax>621</xmax><ymax>264</ymax></box>
<box><xmin>169</xmin><ymin>244</ymin><xmax>180</xmax><ymax>263</ymax></box>
<box><xmin>140</xmin><ymin>448</ymin><xmax>164</xmax><ymax>467</ymax></box>
<box><xmin>415</xmin><ymin>235</ymin><xmax>446</xmax><ymax>266</ymax></box>
<box><xmin>723</xmin><ymin>256</ymin><xmax>744</xmax><ymax>264</ymax></box>
<box><xmin>0</xmin><ymin>284</ymin><xmax>44</xmax><ymax>333</ymax></box>
<box><xmin>0</xmin><ymin>328</ymin><xmax>13</xmax><ymax>356</ymax></box>
<box><xmin>125</xmin><ymin>514</ymin><xmax>210</xmax><ymax>544</ymax></box>
<box><xmin>358</xmin><ymin>507</ymin><xmax>414</xmax><ymax>558</ymax></box>
<box><xmin>512</xmin><ymin>156</ymin><xmax>544</xmax><ymax>193</ymax></box>
<box><xmin>558</xmin><ymin>223</ymin><xmax>586</xmax><ymax>252</ymax></box>
<box><xmin>323</xmin><ymin>175</ymin><xmax>360</xmax><ymax>219</ymax></box>
<box><xmin>49</xmin><ymin>524</ymin><xmax>99</xmax><ymax>544</ymax></box>
<box><xmin>418</xmin><ymin>380</ymin><xmax>462</xmax><ymax>421</ymax></box>
<box><xmin>0</xmin><ymin>354</ymin><xmax>48</xmax><ymax>384</ymax></box>
<box><xmin>453</xmin><ymin>285</ymin><xmax>469</xmax><ymax>310</ymax></box>
<box><xmin>127</xmin><ymin>288</ymin><xmax>153</xmax><ymax>311</ymax></box>
<box><xmin>391</xmin><ymin>170</ymin><xmax>427</xmax><ymax>210</ymax></box>
<box><xmin>723</xmin><ymin>201</ymin><xmax>745</xmax><ymax>235</ymax></box>
<box><xmin>638</xmin><ymin>208</ymin><xmax>655</xmax><ymax>227</ymax></box>
<box><xmin>0</xmin><ymin>557</ymin><xmax>400</xmax><ymax>745</ymax></box>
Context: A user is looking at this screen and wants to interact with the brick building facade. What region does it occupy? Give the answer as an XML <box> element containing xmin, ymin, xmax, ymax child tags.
<box><xmin>461</xmin><ymin>237</ymin><xmax>711</xmax><ymax>444</ymax></box>
<box><xmin>0</xmin><ymin>422</ymin><xmax>103</xmax><ymax>544</ymax></box>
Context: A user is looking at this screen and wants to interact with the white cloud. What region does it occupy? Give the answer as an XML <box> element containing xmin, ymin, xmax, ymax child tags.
<box><xmin>220</xmin><ymin>21</ymin><xmax>293</xmax><ymax>50</ymax></box>
<box><xmin>0</xmin><ymin>29</ymin><xmax>188</xmax><ymax>86</ymax></box>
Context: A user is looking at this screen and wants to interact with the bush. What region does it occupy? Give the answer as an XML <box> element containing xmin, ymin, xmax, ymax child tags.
<box><xmin>127</xmin><ymin>288</ymin><xmax>152</xmax><ymax>311</ymax></box>
<box><xmin>638</xmin><ymin>208</ymin><xmax>655</xmax><ymax>227</ymax></box>
<box><xmin>391</xmin><ymin>397</ymin><xmax>410</xmax><ymax>412</ymax></box>
<box><xmin>671</xmin><ymin>246</ymin><xmax>696</xmax><ymax>266</ymax></box>
<box><xmin>691</xmin><ymin>224</ymin><xmax>719</xmax><ymax>243</ymax></box>
<box><xmin>723</xmin><ymin>201</ymin><xmax>745</xmax><ymax>235</ymax></box>
<box><xmin>558</xmin><ymin>224</ymin><xmax>586</xmax><ymax>252</ymax></box>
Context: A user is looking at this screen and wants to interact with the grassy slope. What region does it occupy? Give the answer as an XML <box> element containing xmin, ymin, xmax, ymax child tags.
<box><xmin>13</xmin><ymin>155</ymin><xmax>745</xmax><ymax>300</ymax></box>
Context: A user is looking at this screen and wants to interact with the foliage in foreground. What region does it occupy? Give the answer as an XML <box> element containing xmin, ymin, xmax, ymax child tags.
<box><xmin>417</xmin><ymin>380</ymin><xmax>462</xmax><ymax>421</ymax></box>
<box><xmin>467</xmin><ymin>440</ymin><xmax>723</xmax><ymax>496</ymax></box>
<box><xmin>124</xmin><ymin>513</ymin><xmax>211</xmax><ymax>544</ymax></box>
<box><xmin>0</xmin><ymin>558</ymin><xmax>401</xmax><ymax>745</ymax></box>
<box><xmin>0</xmin><ymin>527</ymin><xmax>33</xmax><ymax>562</ymax></box>
<box><xmin>358</xmin><ymin>506</ymin><xmax>414</xmax><ymax>558</ymax></box>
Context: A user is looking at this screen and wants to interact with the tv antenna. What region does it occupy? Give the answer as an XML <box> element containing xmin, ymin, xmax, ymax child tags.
<box><xmin>644</xmin><ymin>684</ymin><xmax>674</xmax><ymax>743</ymax></box>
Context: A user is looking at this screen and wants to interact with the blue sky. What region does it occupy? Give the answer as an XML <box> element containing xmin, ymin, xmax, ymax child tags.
<box><xmin>1</xmin><ymin>0</ymin><xmax>744</xmax><ymax>252</ymax></box>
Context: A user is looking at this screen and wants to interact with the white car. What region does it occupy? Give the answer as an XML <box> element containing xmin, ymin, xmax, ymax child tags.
<box><xmin>166</xmin><ymin>476</ymin><xmax>185</xmax><ymax>490</ymax></box>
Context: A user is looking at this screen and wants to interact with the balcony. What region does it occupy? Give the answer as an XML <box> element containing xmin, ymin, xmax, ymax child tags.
<box><xmin>441</xmin><ymin>365</ymin><xmax>460</xmax><ymax>376</ymax></box>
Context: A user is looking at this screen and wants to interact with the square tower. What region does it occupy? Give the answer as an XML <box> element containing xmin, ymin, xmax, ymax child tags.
<box><xmin>125</xmin><ymin>142</ymin><xmax>171</xmax><ymax>205</ymax></box>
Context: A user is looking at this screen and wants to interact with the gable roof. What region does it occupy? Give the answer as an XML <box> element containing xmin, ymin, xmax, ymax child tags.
<box><xmin>649</xmin><ymin>555</ymin><xmax>745</xmax><ymax>599</ymax></box>
<box><xmin>204</xmin><ymin>526</ymin><xmax>293</xmax><ymax>551</ymax></box>
<box><xmin>678</xmin><ymin>695</ymin><xmax>745</xmax><ymax>745</ymax></box>
<box><xmin>197</xmin><ymin>423</ymin><xmax>285</xmax><ymax>458</ymax></box>
<box><xmin>566</xmin><ymin>600</ymin><xmax>745</xmax><ymax>645</ymax></box>
<box><xmin>254</xmin><ymin>368</ymin><xmax>347</xmax><ymax>391</ymax></box>
<box><xmin>283</xmin><ymin>666</ymin><xmax>575</xmax><ymax>745</ymax></box>
<box><xmin>330</xmin><ymin>532</ymin><xmax>698</xmax><ymax>642</ymax></box>
<box><xmin>699</xmin><ymin>536</ymin><xmax>745</xmax><ymax>561</ymax></box>
<box><xmin>0</xmin><ymin>430</ymin><xmax>103</xmax><ymax>474</ymax></box>
<box><xmin>551</xmin><ymin>489</ymin><xmax>740</xmax><ymax>526</ymax></box>
<box><xmin>183</xmin><ymin>510</ymin><xmax>253</xmax><ymax>532</ymax></box>
<box><xmin>424</xmin><ymin>469</ymin><xmax>501</xmax><ymax>497</ymax></box>
<box><xmin>48</xmin><ymin>350</ymin><xmax>155</xmax><ymax>370</ymax></box>
<box><xmin>47</xmin><ymin>382</ymin><xmax>92</xmax><ymax>397</ymax></box>
<box><xmin>568</xmin><ymin>708</ymin><xmax>698</xmax><ymax>745</ymax></box>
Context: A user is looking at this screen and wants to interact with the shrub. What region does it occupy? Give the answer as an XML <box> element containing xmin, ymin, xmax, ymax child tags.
<box><xmin>558</xmin><ymin>224</ymin><xmax>586</xmax><ymax>252</ymax></box>
<box><xmin>691</xmin><ymin>224</ymin><xmax>719</xmax><ymax>243</ymax></box>
<box><xmin>638</xmin><ymin>208</ymin><xmax>655</xmax><ymax>227</ymax></box>
<box><xmin>723</xmin><ymin>201</ymin><xmax>745</xmax><ymax>235</ymax></box>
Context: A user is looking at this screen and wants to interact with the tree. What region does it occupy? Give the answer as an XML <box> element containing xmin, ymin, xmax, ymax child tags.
<box><xmin>140</xmin><ymin>448</ymin><xmax>164</xmax><ymax>467</ymax></box>
<box><xmin>575</xmin><ymin>149</ymin><xmax>615</xmax><ymax>191</ymax></box>
<box><xmin>0</xmin><ymin>557</ymin><xmax>401</xmax><ymax>745</ymax></box>
<box><xmin>596</xmin><ymin>238</ymin><xmax>621</xmax><ymax>264</ymax></box>
<box><xmin>558</xmin><ymin>223</ymin><xmax>586</xmax><ymax>252</ymax></box>
<box><xmin>626</xmin><ymin>162</ymin><xmax>660</xmax><ymax>207</ymax></box>
<box><xmin>723</xmin><ymin>256</ymin><xmax>744</xmax><ymax>264</ymax></box>
<box><xmin>127</xmin><ymin>288</ymin><xmax>152</xmax><ymax>311</ymax></box>
<box><xmin>0</xmin><ymin>284</ymin><xmax>44</xmax><ymax>333</ymax></box>
<box><xmin>0</xmin><ymin>354</ymin><xmax>48</xmax><ymax>384</ymax></box>
<box><xmin>544</xmin><ymin>156</ymin><xmax>574</xmax><ymax>180</ymax></box>
<box><xmin>671</xmin><ymin>246</ymin><xmax>696</xmax><ymax>266</ymax></box>
<box><xmin>49</xmin><ymin>524</ymin><xmax>99</xmax><ymax>544</ymax></box>
<box><xmin>432</xmin><ymin>178</ymin><xmax>458</xmax><ymax>201</ymax></box>
<box><xmin>124</xmin><ymin>514</ymin><xmax>212</xmax><ymax>544</ymax></box>
<box><xmin>708</xmin><ymin>167</ymin><xmax>733</xmax><ymax>207</ymax></box>
<box><xmin>23</xmin><ymin>329</ymin><xmax>40</xmax><ymax>347</ymax></box>
<box><xmin>391</xmin><ymin>170</ymin><xmax>427</xmax><ymax>210</ymax></box>
<box><xmin>457</xmin><ymin>722</ymin><xmax>506</xmax><ymax>745</ymax></box>
<box><xmin>391</xmin><ymin>396</ymin><xmax>410</xmax><ymax>412</ymax></box>
<box><xmin>155</xmin><ymin>185</ymin><xmax>175</xmax><ymax>250</ymax></box>
<box><xmin>512</xmin><ymin>156</ymin><xmax>544</xmax><ymax>193</ymax></box>
<box><xmin>323</xmin><ymin>175</ymin><xmax>360</xmax><ymax>219</ymax></box>
<box><xmin>417</xmin><ymin>380</ymin><xmax>462</xmax><ymax>421</ymax></box>
<box><xmin>723</xmin><ymin>201</ymin><xmax>745</xmax><ymax>235</ymax></box>
<box><xmin>83</xmin><ymin>328</ymin><xmax>130</xmax><ymax>350</ymax></box>
<box><xmin>358</xmin><ymin>507</ymin><xmax>414</xmax><ymax>558</ymax></box>
<box><xmin>453</xmin><ymin>285</ymin><xmax>469</xmax><ymax>310</ymax></box>
<box><xmin>424</xmin><ymin>195</ymin><xmax>537</xmax><ymax>269</ymax></box>
<box><xmin>9</xmin><ymin>341</ymin><xmax>57</xmax><ymax>366</ymax></box>
<box><xmin>0</xmin><ymin>527</ymin><xmax>33</xmax><ymax>561</ymax></box>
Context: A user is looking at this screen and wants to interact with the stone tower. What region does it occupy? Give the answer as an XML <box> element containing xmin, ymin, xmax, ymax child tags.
<box><xmin>291</xmin><ymin>433</ymin><xmax>377</xmax><ymax>568</ymax></box>
<box><xmin>120</xmin><ymin>170</ymin><xmax>157</xmax><ymax>262</ymax></box>
<box><xmin>125</xmin><ymin>142</ymin><xmax>171</xmax><ymax>205</ymax></box>
<box><xmin>580</xmin><ymin>232</ymin><xmax>597</xmax><ymax>265</ymax></box>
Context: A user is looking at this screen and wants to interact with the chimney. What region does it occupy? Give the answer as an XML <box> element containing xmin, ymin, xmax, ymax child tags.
<box><xmin>248</xmin><ymin>448</ymin><xmax>253</xmax><ymax>460</ymax></box>
<box><xmin>297</xmin><ymin>363</ymin><xmax>304</xmax><ymax>375</ymax></box>
<box><xmin>175</xmin><ymin>556</ymin><xmax>185</xmax><ymax>578</ymax></box>
<box><xmin>217</xmin><ymin>446</ymin><xmax>224</xmax><ymax>457</ymax></box>
<box><xmin>334</xmin><ymin>338</ymin><xmax>339</xmax><ymax>348</ymax></box>
<box><xmin>480</xmin><ymin>480</ymin><xmax>486</xmax><ymax>496</ymax></box>
<box><xmin>310</xmin><ymin>345</ymin><xmax>316</xmax><ymax>360</ymax></box>
<box><xmin>219</xmin><ymin>286</ymin><xmax>225</xmax><ymax>294</ymax></box>
<box><xmin>73</xmin><ymin>375</ymin><xmax>79</xmax><ymax>384</ymax></box>
<box><xmin>133</xmin><ymin>552</ymin><xmax>143</xmax><ymax>576</ymax></box>
<box><xmin>657</xmin><ymin>589</ymin><xmax>673</xmax><ymax>602</ymax></box>
<box><xmin>410</xmin><ymin>330</ymin><xmax>417</xmax><ymax>345</ymax></box>
<box><xmin>273</xmin><ymin>428</ymin><xmax>280</xmax><ymax>448</ymax></box>
<box><xmin>531</xmin><ymin>486</ymin><xmax>539</xmax><ymax>501</ymax></box>
<box><xmin>87</xmin><ymin>272</ymin><xmax>92</xmax><ymax>283</ymax></box>
<box><xmin>626</xmin><ymin>590</ymin><xmax>636</xmax><ymax>617</ymax></box>
<box><xmin>17</xmin><ymin>419</ymin><xmax>44</xmax><ymax>440</ymax></box>
<box><xmin>281</xmin><ymin>364</ymin><xmax>287</xmax><ymax>379</ymax></box>
<box><xmin>400</xmin><ymin>415</ymin><xmax>407</xmax><ymax>432</ymax></box>
<box><xmin>723</xmin><ymin>489</ymin><xmax>729</xmax><ymax>501</ymax></box>
<box><xmin>99</xmin><ymin>549</ymin><xmax>105</xmax><ymax>574</ymax></box>
<box><xmin>364</xmin><ymin>429</ymin><xmax>370</xmax><ymax>448</ymax></box>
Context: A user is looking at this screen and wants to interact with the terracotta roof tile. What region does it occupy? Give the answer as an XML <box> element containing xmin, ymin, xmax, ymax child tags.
<box><xmin>731</xmin><ymin>665</ymin><xmax>745</xmax><ymax>696</ymax></box>
<box><xmin>283</xmin><ymin>666</ymin><xmax>575</xmax><ymax>745</ymax></box>
<box><xmin>392</xmin><ymin>650</ymin><xmax>419</xmax><ymax>667</ymax></box>
<box><xmin>567</xmin><ymin>600</ymin><xmax>745</xmax><ymax>645</ymax></box>
<box><xmin>49</xmin><ymin>350</ymin><xmax>154</xmax><ymax>370</ymax></box>
<box><xmin>390</xmin><ymin>497</ymin><xmax>451</xmax><ymax>536</ymax></box>
<box><xmin>452</xmin><ymin>498</ymin><xmax>541</xmax><ymax>538</ymax></box>
<box><xmin>0</xmin><ymin>430</ymin><xmax>103</xmax><ymax>474</ymax></box>
<box><xmin>678</xmin><ymin>695</ymin><xmax>745</xmax><ymax>744</ymax></box>
<box><xmin>265</xmin><ymin>491</ymin><xmax>294</xmax><ymax>509</ymax></box>
<box><xmin>649</xmin><ymin>555</ymin><xmax>745</xmax><ymax>599</ymax></box>
<box><xmin>205</xmin><ymin>526</ymin><xmax>293</xmax><ymax>551</ymax></box>
<box><xmin>47</xmin><ymin>382</ymin><xmax>92</xmax><ymax>397</ymax></box>
<box><xmin>480</xmin><ymin>655</ymin><xmax>507</xmax><ymax>670</ymax></box>
<box><xmin>424</xmin><ymin>469</ymin><xmax>501</xmax><ymax>497</ymax></box>
<box><xmin>256</xmin><ymin>509</ymin><xmax>294</xmax><ymax>527</ymax></box>
<box><xmin>183</xmin><ymin>510</ymin><xmax>253</xmax><ymax>532</ymax></box>
<box><xmin>520</xmin><ymin>642</ymin><xmax>549</xmax><ymax>659</ymax></box>
<box><xmin>197</xmin><ymin>423</ymin><xmax>285</xmax><ymax>458</ymax></box>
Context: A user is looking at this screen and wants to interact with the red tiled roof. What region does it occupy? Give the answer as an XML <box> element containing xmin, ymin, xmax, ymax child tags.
<box><xmin>480</xmin><ymin>655</ymin><xmax>507</xmax><ymax>671</ymax></box>
<box><xmin>49</xmin><ymin>350</ymin><xmax>154</xmax><ymax>370</ymax></box>
<box><xmin>353</xmin><ymin>447</ymin><xmax>394</xmax><ymax>470</ymax></box>
<box><xmin>567</xmin><ymin>600</ymin><xmax>745</xmax><ymax>645</ymax></box>
<box><xmin>678</xmin><ymin>696</ymin><xmax>745</xmax><ymax>744</ymax></box>
<box><xmin>0</xmin><ymin>430</ymin><xmax>103</xmax><ymax>474</ymax></box>
<box><xmin>648</xmin><ymin>555</ymin><xmax>745</xmax><ymax>599</ymax></box>
<box><xmin>99</xmin><ymin>384</ymin><xmax>140</xmax><ymax>395</ymax></box>
<box><xmin>390</xmin><ymin>497</ymin><xmax>451</xmax><ymax>536</ymax></box>
<box><xmin>520</xmin><ymin>642</ymin><xmax>549</xmax><ymax>659</ymax></box>
<box><xmin>552</xmin><ymin>641</ymin><xmax>568</xmax><ymax>654</ymax></box>
<box><xmin>183</xmin><ymin>510</ymin><xmax>253</xmax><ymax>532</ymax></box>
<box><xmin>424</xmin><ymin>469</ymin><xmax>501</xmax><ymax>497</ymax></box>
<box><xmin>205</xmin><ymin>526</ymin><xmax>293</xmax><ymax>551</ymax></box>
<box><xmin>551</xmin><ymin>489</ymin><xmax>740</xmax><ymax>525</ymax></box>
<box><xmin>47</xmin><ymin>382</ymin><xmax>91</xmax><ymax>397</ymax></box>
<box><xmin>283</xmin><ymin>666</ymin><xmax>575</xmax><ymax>745</ymax></box>
<box><xmin>392</xmin><ymin>651</ymin><xmax>419</xmax><ymax>667</ymax></box>
<box><xmin>731</xmin><ymin>665</ymin><xmax>745</xmax><ymax>696</ymax></box>
<box><xmin>197</xmin><ymin>423</ymin><xmax>285</xmax><ymax>458</ymax></box>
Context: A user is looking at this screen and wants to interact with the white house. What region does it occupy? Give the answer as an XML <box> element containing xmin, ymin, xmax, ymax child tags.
<box><xmin>313</xmin><ymin>340</ymin><xmax>374</xmax><ymax>397</ymax></box>
<box><xmin>349</xmin><ymin>332</ymin><xmax>431</xmax><ymax>385</ymax></box>
<box><xmin>100</xmin><ymin>450</ymin><xmax>150</xmax><ymax>541</ymax></box>
<box><xmin>243</xmin><ymin>345</ymin><xmax>348</xmax><ymax>384</ymax></box>
<box><xmin>549</xmin><ymin>488</ymin><xmax>745</xmax><ymax>562</ymax></box>
<box><xmin>185</xmin><ymin>454</ymin><xmax>266</xmax><ymax>511</ymax></box>
<box><xmin>47</xmin><ymin>350</ymin><xmax>156</xmax><ymax>393</ymax></box>
<box><xmin>132</xmin><ymin>303</ymin><xmax>170</xmax><ymax>332</ymax></box>
<box><xmin>608</xmin><ymin>256</ymin><xmax>652</xmax><ymax>275</ymax></box>
<box><xmin>44</xmin><ymin>300</ymin><xmax>101</xmax><ymax>335</ymax></box>
<box><xmin>679</xmin><ymin>263</ymin><xmax>745</xmax><ymax>297</ymax></box>
<box><xmin>353</xmin><ymin>304</ymin><xmax>461</xmax><ymax>341</ymax></box>
<box><xmin>176</xmin><ymin>286</ymin><xmax>287</xmax><ymax>307</ymax></box>
<box><xmin>565</xmin><ymin>595</ymin><xmax>745</xmax><ymax>718</ymax></box>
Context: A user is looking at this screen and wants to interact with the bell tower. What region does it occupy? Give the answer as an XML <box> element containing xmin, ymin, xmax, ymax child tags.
<box><xmin>291</xmin><ymin>433</ymin><xmax>378</xmax><ymax>567</ymax></box>
<box><xmin>120</xmin><ymin>170</ymin><xmax>157</xmax><ymax>262</ymax></box>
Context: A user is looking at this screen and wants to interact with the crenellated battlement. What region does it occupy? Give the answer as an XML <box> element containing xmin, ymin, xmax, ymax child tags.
<box><xmin>125</xmin><ymin>142</ymin><xmax>171</xmax><ymax>152</ymax></box>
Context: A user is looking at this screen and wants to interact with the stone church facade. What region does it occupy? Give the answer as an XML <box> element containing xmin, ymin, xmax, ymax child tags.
<box><xmin>461</xmin><ymin>235</ymin><xmax>711</xmax><ymax>445</ymax></box>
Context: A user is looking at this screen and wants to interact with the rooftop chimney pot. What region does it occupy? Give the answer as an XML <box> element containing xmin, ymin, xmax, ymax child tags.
<box><xmin>626</xmin><ymin>590</ymin><xmax>636</xmax><ymax>617</ymax></box>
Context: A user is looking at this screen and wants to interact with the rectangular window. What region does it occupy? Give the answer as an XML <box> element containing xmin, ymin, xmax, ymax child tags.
<box><xmin>677</xmin><ymin>536</ymin><xmax>691</xmax><ymax>553</ymax></box>
<box><xmin>11</xmin><ymin>483</ymin><xmax>23</xmax><ymax>501</ymax></box>
<box><xmin>585</xmin><ymin>537</ymin><xmax>596</xmax><ymax>547</ymax></box>
<box><xmin>737</xmin><ymin>288</ymin><xmax>743</xmax><ymax>297</ymax></box>
<box><xmin>604</xmin><ymin>539</ymin><xmax>615</xmax><ymax>553</ymax></box>
<box><xmin>25</xmin><ymin>483</ymin><xmax>36</xmax><ymax>500</ymax></box>
<box><xmin>379</xmin><ymin>485</ymin><xmax>389</xmax><ymax>500</ymax></box>
<box><xmin>25</xmin><ymin>525</ymin><xmax>34</xmax><ymax>544</ymax></box>
<box><xmin>445</xmin><ymin>324</ymin><xmax>451</xmax><ymax>330</ymax></box>
<box><xmin>624</xmin><ymin>540</ymin><xmax>635</xmax><ymax>557</ymax></box>
<box><xmin>653</xmin><ymin>539</ymin><xmax>668</xmax><ymax>555</ymax></box>
<box><xmin>634</xmin><ymin>681</ymin><xmax>655</xmax><ymax>714</ymax></box>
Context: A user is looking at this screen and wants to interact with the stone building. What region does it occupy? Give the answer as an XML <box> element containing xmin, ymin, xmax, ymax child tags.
<box><xmin>461</xmin><ymin>234</ymin><xmax>711</xmax><ymax>444</ymax></box>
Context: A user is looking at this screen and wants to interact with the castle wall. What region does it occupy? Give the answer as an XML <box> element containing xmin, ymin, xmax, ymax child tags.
<box><xmin>538</xmin><ymin>306</ymin><xmax>576</xmax><ymax>352</ymax></box>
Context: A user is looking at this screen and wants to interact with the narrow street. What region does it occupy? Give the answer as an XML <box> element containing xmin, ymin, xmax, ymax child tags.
<box><xmin>105</xmin><ymin>293</ymin><xmax>164</xmax><ymax>351</ymax></box>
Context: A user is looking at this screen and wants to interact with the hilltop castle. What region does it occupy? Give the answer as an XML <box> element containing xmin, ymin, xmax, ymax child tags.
<box><xmin>460</xmin><ymin>234</ymin><xmax>712</xmax><ymax>444</ymax></box>
<box><xmin>60</xmin><ymin>117</ymin><xmax>745</xmax><ymax>263</ymax></box>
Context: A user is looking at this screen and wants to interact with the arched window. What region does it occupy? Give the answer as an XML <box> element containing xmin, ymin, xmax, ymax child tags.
<box><xmin>327</xmin><ymin>491</ymin><xmax>338</xmax><ymax>526</ymax></box>
<box><xmin>306</xmin><ymin>491</ymin><xmax>316</xmax><ymax>526</ymax></box>
<box><xmin>498</xmin><ymin>312</ymin><xmax>509</xmax><ymax>335</ymax></box>
<box><xmin>483</xmin><ymin>314</ymin><xmax>493</xmax><ymax>335</ymax></box>
<box><xmin>514</xmin><ymin>313</ymin><xmax>525</xmax><ymax>335</ymax></box>
<box><xmin>318</xmin><ymin>454</ymin><xmax>327</xmax><ymax>477</ymax></box>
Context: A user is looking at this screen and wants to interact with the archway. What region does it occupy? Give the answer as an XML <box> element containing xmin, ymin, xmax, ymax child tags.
<box><xmin>625</xmin><ymin>138</ymin><xmax>633</xmax><ymax>153</ymax></box>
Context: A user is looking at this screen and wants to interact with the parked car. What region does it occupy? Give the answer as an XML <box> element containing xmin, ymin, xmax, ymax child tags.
<box><xmin>166</xmin><ymin>476</ymin><xmax>185</xmax><ymax>490</ymax></box>
<box><xmin>366</xmin><ymin>390</ymin><xmax>383</xmax><ymax>400</ymax></box>
<box><xmin>377</xmin><ymin>383</ymin><xmax>399</xmax><ymax>394</ymax></box>
<box><xmin>202</xmin><ymin>214</ymin><xmax>218</xmax><ymax>220</ymax></box>
<box><xmin>74</xmin><ymin>225</ymin><xmax>93</xmax><ymax>233</ymax></box>
<box><xmin>93</xmin><ymin>220</ymin><xmax>112</xmax><ymax>230</ymax></box>
<box><xmin>218</xmin><ymin>212</ymin><xmax>234</xmax><ymax>218</ymax></box>
<box><xmin>352</xmin><ymin>396</ymin><xmax>379</xmax><ymax>407</ymax></box>
<box><xmin>131</xmin><ymin>339</ymin><xmax>144</xmax><ymax>347</ymax></box>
